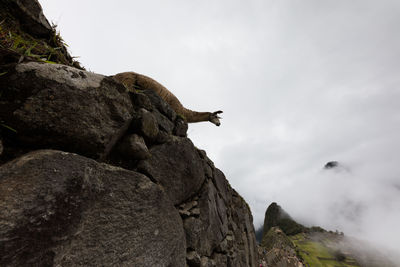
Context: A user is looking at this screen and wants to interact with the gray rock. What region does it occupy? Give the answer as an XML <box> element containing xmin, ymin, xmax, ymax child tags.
<box><xmin>216</xmin><ymin>237</ymin><xmax>228</xmax><ymax>253</ymax></box>
<box><xmin>129</xmin><ymin>91</ymin><xmax>153</xmax><ymax>111</ymax></box>
<box><xmin>116</xmin><ymin>134</ymin><xmax>150</xmax><ymax>160</ymax></box>
<box><xmin>201</xmin><ymin>256</ymin><xmax>214</xmax><ymax>267</ymax></box>
<box><xmin>6</xmin><ymin>0</ymin><xmax>53</xmax><ymax>38</ymax></box>
<box><xmin>174</xmin><ymin>116</ymin><xmax>188</xmax><ymax>137</ymax></box>
<box><xmin>0</xmin><ymin>62</ymin><xmax>133</xmax><ymax>160</ymax></box>
<box><xmin>213</xmin><ymin>168</ymin><xmax>232</xmax><ymax>206</ymax></box>
<box><xmin>142</xmin><ymin>89</ymin><xmax>176</xmax><ymax>121</ymax></box>
<box><xmin>137</xmin><ymin>137</ymin><xmax>206</xmax><ymax>205</ymax></box>
<box><xmin>260</xmin><ymin>227</ymin><xmax>303</xmax><ymax>267</ymax></box>
<box><xmin>179</xmin><ymin>209</ymin><xmax>191</xmax><ymax>218</ymax></box>
<box><xmin>229</xmin><ymin>191</ymin><xmax>258</xmax><ymax>267</ymax></box>
<box><xmin>261</xmin><ymin>227</ymin><xmax>295</xmax><ymax>252</ymax></box>
<box><xmin>190</xmin><ymin>207</ymin><xmax>201</xmax><ymax>217</ymax></box>
<box><xmin>135</xmin><ymin>108</ymin><xmax>159</xmax><ymax>142</ymax></box>
<box><xmin>197</xmin><ymin>149</ymin><xmax>207</xmax><ymax>159</ymax></box>
<box><xmin>173</xmin><ymin>154</ymin><xmax>258</xmax><ymax>266</ymax></box>
<box><xmin>0</xmin><ymin>150</ymin><xmax>185</xmax><ymax>267</ymax></box>
<box><xmin>184</xmin><ymin>180</ymin><xmax>228</xmax><ymax>256</ymax></box>
<box><xmin>179</xmin><ymin>200</ymin><xmax>200</xmax><ymax>218</ymax></box>
<box><xmin>204</xmin><ymin>163</ymin><xmax>213</xmax><ymax>178</ymax></box>
<box><xmin>179</xmin><ymin>200</ymin><xmax>198</xmax><ymax>213</ymax></box>
<box><xmin>155</xmin><ymin>130</ymin><xmax>172</xmax><ymax>144</ymax></box>
<box><xmin>153</xmin><ymin>108</ymin><xmax>174</xmax><ymax>134</ymax></box>
<box><xmin>212</xmin><ymin>253</ymin><xmax>228</xmax><ymax>266</ymax></box>
<box><xmin>187</xmin><ymin>250</ymin><xmax>201</xmax><ymax>267</ymax></box>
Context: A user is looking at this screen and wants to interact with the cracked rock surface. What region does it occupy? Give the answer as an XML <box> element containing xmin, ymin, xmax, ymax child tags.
<box><xmin>0</xmin><ymin>150</ymin><xmax>185</xmax><ymax>267</ymax></box>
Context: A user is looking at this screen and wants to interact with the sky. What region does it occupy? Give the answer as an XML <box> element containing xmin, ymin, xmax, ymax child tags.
<box><xmin>40</xmin><ymin>0</ymin><xmax>400</xmax><ymax>259</ymax></box>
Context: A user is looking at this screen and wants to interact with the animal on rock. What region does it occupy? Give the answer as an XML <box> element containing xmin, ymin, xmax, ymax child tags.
<box><xmin>112</xmin><ymin>72</ymin><xmax>223</xmax><ymax>126</ymax></box>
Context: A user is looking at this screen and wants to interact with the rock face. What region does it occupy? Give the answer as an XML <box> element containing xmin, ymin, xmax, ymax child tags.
<box><xmin>258</xmin><ymin>203</ymin><xmax>396</xmax><ymax>267</ymax></box>
<box><xmin>0</xmin><ymin>150</ymin><xmax>185</xmax><ymax>267</ymax></box>
<box><xmin>259</xmin><ymin>227</ymin><xmax>303</xmax><ymax>267</ymax></box>
<box><xmin>0</xmin><ymin>62</ymin><xmax>133</xmax><ymax>160</ymax></box>
<box><xmin>262</xmin><ymin>202</ymin><xmax>305</xmax><ymax>237</ymax></box>
<box><xmin>138</xmin><ymin>137</ymin><xmax>206</xmax><ymax>205</ymax></box>
<box><xmin>259</xmin><ymin>203</ymin><xmax>306</xmax><ymax>267</ymax></box>
<box><xmin>3</xmin><ymin>0</ymin><xmax>53</xmax><ymax>38</ymax></box>
<box><xmin>0</xmin><ymin>64</ymin><xmax>258</xmax><ymax>266</ymax></box>
<box><xmin>258</xmin><ymin>202</ymin><xmax>307</xmax><ymax>267</ymax></box>
<box><xmin>0</xmin><ymin>2</ymin><xmax>258</xmax><ymax>265</ymax></box>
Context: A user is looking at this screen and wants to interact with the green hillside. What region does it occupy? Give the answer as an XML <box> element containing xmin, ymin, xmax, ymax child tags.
<box><xmin>290</xmin><ymin>233</ymin><xmax>360</xmax><ymax>267</ymax></box>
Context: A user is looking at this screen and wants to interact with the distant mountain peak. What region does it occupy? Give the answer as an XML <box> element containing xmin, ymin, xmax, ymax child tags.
<box><xmin>262</xmin><ymin>202</ymin><xmax>306</xmax><ymax>238</ymax></box>
<box><xmin>324</xmin><ymin>161</ymin><xmax>339</xmax><ymax>169</ymax></box>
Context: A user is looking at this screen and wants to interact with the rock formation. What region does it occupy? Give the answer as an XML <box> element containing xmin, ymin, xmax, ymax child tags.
<box><xmin>259</xmin><ymin>203</ymin><xmax>305</xmax><ymax>267</ymax></box>
<box><xmin>262</xmin><ymin>202</ymin><xmax>305</xmax><ymax>237</ymax></box>
<box><xmin>259</xmin><ymin>227</ymin><xmax>304</xmax><ymax>267</ymax></box>
<box><xmin>324</xmin><ymin>161</ymin><xmax>339</xmax><ymax>169</ymax></box>
<box><xmin>0</xmin><ymin>150</ymin><xmax>186</xmax><ymax>266</ymax></box>
<box><xmin>0</xmin><ymin>1</ymin><xmax>258</xmax><ymax>266</ymax></box>
<box><xmin>258</xmin><ymin>202</ymin><xmax>397</xmax><ymax>267</ymax></box>
<box><xmin>2</xmin><ymin>0</ymin><xmax>52</xmax><ymax>38</ymax></box>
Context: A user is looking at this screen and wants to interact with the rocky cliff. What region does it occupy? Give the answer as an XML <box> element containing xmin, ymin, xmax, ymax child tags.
<box><xmin>258</xmin><ymin>203</ymin><xmax>397</xmax><ymax>267</ymax></box>
<box><xmin>0</xmin><ymin>1</ymin><xmax>258</xmax><ymax>266</ymax></box>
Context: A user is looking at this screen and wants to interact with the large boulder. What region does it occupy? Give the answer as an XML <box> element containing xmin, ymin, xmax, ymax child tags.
<box><xmin>0</xmin><ymin>150</ymin><xmax>185</xmax><ymax>267</ymax></box>
<box><xmin>2</xmin><ymin>0</ymin><xmax>53</xmax><ymax>38</ymax></box>
<box><xmin>137</xmin><ymin>137</ymin><xmax>206</xmax><ymax>205</ymax></box>
<box><xmin>0</xmin><ymin>62</ymin><xmax>134</xmax><ymax>159</ymax></box>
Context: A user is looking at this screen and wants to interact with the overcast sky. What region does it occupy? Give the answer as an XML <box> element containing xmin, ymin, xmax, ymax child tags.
<box><xmin>40</xmin><ymin>0</ymin><xmax>400</xmax><ymax>258</ymax></box>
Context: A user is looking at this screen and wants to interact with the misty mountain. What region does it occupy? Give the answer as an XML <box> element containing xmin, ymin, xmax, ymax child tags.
<box><xmin>258</xmin><ymin>202</ymin><xmax>398</xmax><ymax>267</ymax></box>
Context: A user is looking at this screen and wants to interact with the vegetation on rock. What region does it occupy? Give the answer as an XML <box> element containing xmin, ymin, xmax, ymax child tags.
<box><xmin>290</xmin><ymin>233</ymin><xmax>360</xmax><ymax>267</ymax></box>
<box><xmin>0</xmin><ymin>2</ymin><xmax>81</xmax><ymax>68</ymax></box>
<box><xmin>259</xmin><ymin>202</ymin><xmax>396</xmax><ymax>267</ymax></box>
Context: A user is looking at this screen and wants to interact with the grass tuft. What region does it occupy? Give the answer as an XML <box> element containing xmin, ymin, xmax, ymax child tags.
<box><xmin>0</xmin><ymin>122</ymin><xmax>17</xmax><ymax>133</ymax></box>
<box><xmin>0</xmin><ymin>11</ymin><xmax>83</xmax><ymax>68</ymax></box>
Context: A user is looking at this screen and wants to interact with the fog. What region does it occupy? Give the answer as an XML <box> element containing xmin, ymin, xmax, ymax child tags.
<box><xmin>40</xmin><ymin>0</ymin><xmax>400</xmax><ymax>262</ymax></box>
